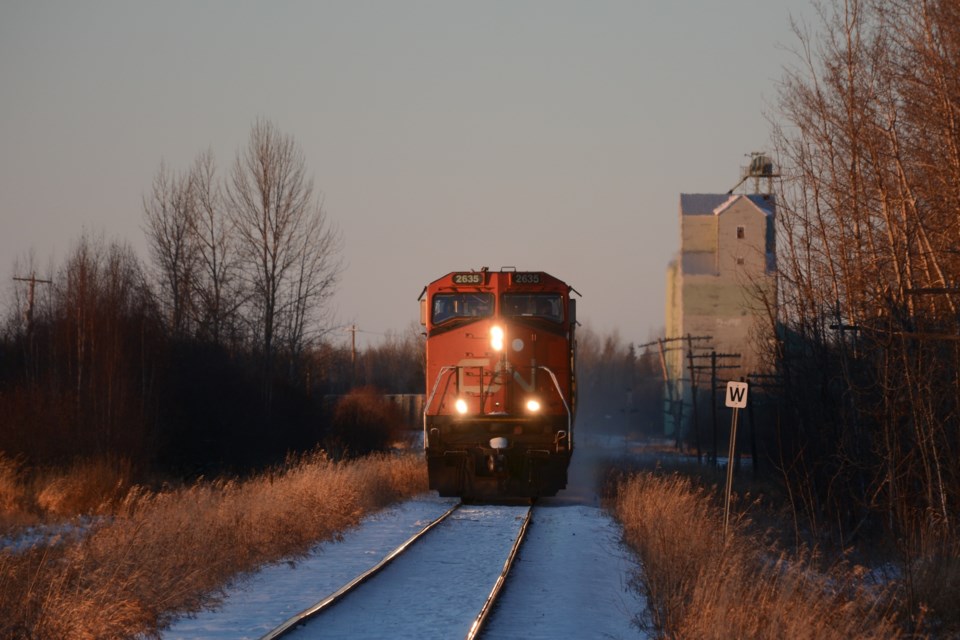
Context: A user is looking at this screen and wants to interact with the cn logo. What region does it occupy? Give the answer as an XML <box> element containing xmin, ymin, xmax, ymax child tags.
<box><xmin>725</xmin><ymin>381</ymin><xmax>748</xmax><ymax>408</ymax></box>
<box><xmin>456</xmin><ymin>358</ymin><xmax>502</xmax><ymax>394</ymax></box>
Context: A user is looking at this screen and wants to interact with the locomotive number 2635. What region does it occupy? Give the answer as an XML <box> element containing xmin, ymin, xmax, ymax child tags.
<box><xmin>452</xmin><ymin>273</ymin><xmax>483</xmax><ymax>285</ymax></box>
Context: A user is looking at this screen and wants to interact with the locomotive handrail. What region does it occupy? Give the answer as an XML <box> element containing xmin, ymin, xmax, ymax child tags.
<box><xmin>537</xmin><ymin>365</ymin><xmax>573</xmax><ymax>447</ymax></box>
<box><xmin>423</xmin><ymin>365</ymin><xmax>458</xmax><ymax>449</ymax></box>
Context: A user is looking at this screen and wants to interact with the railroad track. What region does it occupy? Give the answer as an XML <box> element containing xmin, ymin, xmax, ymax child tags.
<box><xmin>261</xmin><ymin>501</ymin><xmax>533</xmax><ymax>639</ymax></box>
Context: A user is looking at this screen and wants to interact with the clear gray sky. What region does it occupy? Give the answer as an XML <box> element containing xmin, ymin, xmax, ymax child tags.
<box><xmin>0</xmin><ymin>1</ymin><xmax>811</xmax><ymax>348</ymax></box>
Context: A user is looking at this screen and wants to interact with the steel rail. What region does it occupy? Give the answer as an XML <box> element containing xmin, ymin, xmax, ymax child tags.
<box><xmin>465</xmin><ymin>504</ymin><xmax>534</xmax><ymax>640</ymax></box>
<box><xmin>260</xmin><ymin>501</ymin><xmax>462</xmax><ymax>640</ymax></box>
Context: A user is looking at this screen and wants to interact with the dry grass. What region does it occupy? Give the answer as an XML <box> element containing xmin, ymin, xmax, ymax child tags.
<box><xmin>0</xmin><ymin>454</ymin><xmax>136</xmax><ymax>532</ymax></box>
<box><xmin>0</xmin><ymin>455</ymin><xmax>23</xmax><ymax>516</ymax></box>
<box><xmin>900</xmin><ymin>525</ymin><xmax>960</xmax><ymax>635</ymax></box>
<box><xmin>34</xmin><ymin>456</ymin><xmax>136</xmax><ymax>517</ymax></box>
<box><xmin>613</xmin><ymin>471</ymin><xmax>902</xmax><ymax>639</ymax></box>
<box><xmin>0</xmin><ymin>451</ymin><xmax>426</xmax><ymax>639</ymax></box>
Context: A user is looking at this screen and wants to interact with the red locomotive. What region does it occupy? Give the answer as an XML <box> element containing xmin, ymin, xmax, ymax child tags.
<box><xmin>419</xmin><ymin>268</ymin><xmax>578</xmax><ymax>499</ymax></box>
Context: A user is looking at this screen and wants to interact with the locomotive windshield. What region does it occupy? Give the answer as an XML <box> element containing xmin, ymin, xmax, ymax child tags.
<box><xmin>502</xmin><ymin>294</ymin><xmax>563</xmax><ymax>323</ymax></box>
<box><xmin>432</xmin><ymin>293</ymin><xmax>494</xmax><ymax>324</ymax></box>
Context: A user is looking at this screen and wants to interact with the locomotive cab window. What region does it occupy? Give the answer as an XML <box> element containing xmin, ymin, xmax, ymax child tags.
<box><xmin>502</xmin><ymin>294</ymin><xmax>563</xmax><ymax>323</ymax></box>
<box><xmin>432</xmin><ymin>293</ymin><xmax>494</xmax><ymax>324</ymax></box>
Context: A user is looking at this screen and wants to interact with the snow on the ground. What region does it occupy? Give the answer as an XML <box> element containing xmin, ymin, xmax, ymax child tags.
<box><xmin>483</xmin><ymin>502</ymin><xmax>648</xmax><ymax>639</ymax></box>
<box><xmin>1</xmin><ymin>517</ymin><xmax>97</xmax><ymax>553</ymax></box>
<box><xmin>285</xmin><ymin>504</ymin><xmax>532</xmax><ymax>639</ymax></box>
<box><xmin>162</xmin><ymin>495</ymin><xmax>458</xmax><ymax>640</ymax></box>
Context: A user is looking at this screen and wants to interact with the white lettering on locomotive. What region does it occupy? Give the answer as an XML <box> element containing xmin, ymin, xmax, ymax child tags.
<box><xmin>513</xmin><ymin>273</ymin><xmax>541</xmax><ymax>284</ymax></box>
<box><xmin>511</xmin><ymin>368</ymin><xmax>536</xmax><ymax>392</ymax></box>
<box><xmin>456</xmin><ymin>358</ymin><xmax>502</xmax><ymax>393</ymax></box>
<box><xmin>452</xmin><ymin>273</ymin><xmax>483</xmax><ymax>285</ymax></box>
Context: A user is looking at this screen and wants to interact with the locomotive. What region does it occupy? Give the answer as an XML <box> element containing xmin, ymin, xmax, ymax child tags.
<box><xmin>419</xmin><ymin>268</ymin><xmax>578</xmax><ymax>499</ymax></box>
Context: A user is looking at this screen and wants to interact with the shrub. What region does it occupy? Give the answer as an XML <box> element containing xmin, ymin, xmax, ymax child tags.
<box><xmin>327</xmin><ymin>387</ymin><xmax>403</xmax><ymax>458</ymax></box>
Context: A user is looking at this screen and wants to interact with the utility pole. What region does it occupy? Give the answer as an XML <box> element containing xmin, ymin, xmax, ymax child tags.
<box><xmin>707</xmin><ymin>352</ymin><xmax>741</xmax><ymax>466</ymax></box>
<box><xmin>901</xmin><ymin>287</ymin><xmax>959</xmax><ymax>525</ymax></box>
<box><xmin>711</xmin><ymin>352</ymin><xmax>718</xmax><ymax>466</ymax></box>
<box><xmin>345</xmin><ymin>324</ymin><xmax>358</xmax><ymax>385</ymax></box>
<box><xmin>13</xmin><ymin>273</ymin><xmax>52</xmax><ymax>333</ymax></box>
<box><xmin>745</xmin><ymin>373</ymin><xmax>784</xmax><ymax>477</ymax></box>
<box><xmin>655</xmin><ymin>338</ymin><xmax>679</xmax><ymax>448</ymax></box>
<box><xmin>830</xmin><ymin>299</ymin><xmax>865</xmax><ymax>507</ymax></box>
<box><xmin>830</xmin><ymin>299</ymin><xmax>860</xmax><ymax>356</ymax></box>
<box><xmin>688</xmin><ymin>352</ymin><xmax>740</xmax><ymax>466</ymax></box>
<box><xmin>686</xmin><ymin>334</ymin><xmax>703</xmax><ymax>464</ymax></box>
<box><xmin>639</xmin><ymin>334</ymin><xmax>712</xmax><ymax>447</ymax></box>
<box><xmin>13</xmin><ymin>274</ymin><xmax>52</xmax><ymax>383</ymax></box>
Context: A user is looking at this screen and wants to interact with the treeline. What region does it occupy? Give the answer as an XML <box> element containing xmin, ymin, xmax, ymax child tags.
<box><xmin>0</xmin><ymin>239</ymin><xmax>423</xmax><ymax>474</ymax></box>
<box><xmin>0</xmin><ymin>120</ymin><xmax>421</xmax><ymax>475</ymax></box>
<box><xmin>575</xmin><ymin>327</ymin><xmax>664</xmax><ymax>437</ymax></box>
<box><xmin>768</xmin><ymin>0</ymin><xmax>960</xmax><ymax>575</ymax></box>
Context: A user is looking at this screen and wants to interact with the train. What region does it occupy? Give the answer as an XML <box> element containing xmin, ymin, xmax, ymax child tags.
<box><xmin>419</xmin><ymin>268</ymin><xmax>578</xmax><ymax>499</ymax></box>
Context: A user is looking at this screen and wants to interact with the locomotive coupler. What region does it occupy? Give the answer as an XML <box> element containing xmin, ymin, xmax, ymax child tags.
<box><xmin>487</xmin><ymin>436</ymin><xmax>509</xmax><ymax>473</ymax></box>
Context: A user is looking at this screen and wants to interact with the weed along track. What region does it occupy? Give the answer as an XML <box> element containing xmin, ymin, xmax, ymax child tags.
<box><xmin>263</xmin><ymin>502</ymin><xmax>534</xmax><ymax>639</ymax></box>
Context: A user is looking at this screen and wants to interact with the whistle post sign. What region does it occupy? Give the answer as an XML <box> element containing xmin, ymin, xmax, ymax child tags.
<box><xmin>725</xmin><ymin>381</ymin><xmax>748</xmax><ymax>408</ymax></box>
<box><xmin>723</xmin><ymin>379</ymin><xmax>748</xmax><ymax>540</ymax></box>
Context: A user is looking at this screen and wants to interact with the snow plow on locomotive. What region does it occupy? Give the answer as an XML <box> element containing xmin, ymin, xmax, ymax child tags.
<box><xmin>420</xmin><ymin>268</ymin><xmax>577</xmax><ymax>499</ymax></box>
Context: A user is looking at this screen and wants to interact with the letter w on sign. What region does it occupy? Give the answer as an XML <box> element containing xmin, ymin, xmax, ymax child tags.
<box><xmin>725</xmin><ymin>381</ymin><xmax>748</xmax><ymax>408</ymax></box>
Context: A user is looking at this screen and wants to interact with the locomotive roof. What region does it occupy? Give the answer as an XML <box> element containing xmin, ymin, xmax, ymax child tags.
<box><xmin>426</xmin><ymin>269</ymin><xmax>571</xmax><ymax>290</ymax></box>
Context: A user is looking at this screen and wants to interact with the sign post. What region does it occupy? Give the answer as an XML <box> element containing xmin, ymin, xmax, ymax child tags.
<box><xmin>723</xmin><ymin>380</ymin><xmax>748</xmax><ymax>540</ymax></box>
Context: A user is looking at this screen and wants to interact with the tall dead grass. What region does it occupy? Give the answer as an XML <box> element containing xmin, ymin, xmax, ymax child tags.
<box><xmin>0</xmin><ymin>455</ymin><xmax>22</xmax><ymax>516</ymax></box>
<box><xmin>900</xmin><ymin>524</ymin><xmax>960</xmax><ymax>635</ymax></box>
<box><xmin>0</xmin><ymin>454</ymin><xmax>136</xmax><ymax>535</ymax></box>
<box><xmin>614</xmin><ymin>471</ymin><xmax>902</xmax><ymax>639</ymax></box>
<box><xmin>0</xmin><ymin>451</ymin><xmax>426</xmax><ymax>639</ymax></box>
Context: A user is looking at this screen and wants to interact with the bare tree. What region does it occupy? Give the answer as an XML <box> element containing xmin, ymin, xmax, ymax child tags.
<box><xmin>53</xmin><ymin>233</ymin><xmax>159</xmax><ymax>458</ymax></box>
<box><xmin>188</xmin><ymin>148</ymin><xmax>242</xmax><ymax>346</ymax></box>
<box><xmin>772</xmin><ymin>0</ymin><xmax>960</xmax><ymax>573</ymax></box>
<box><xmin>227</xmin><ymin>118</ymin><xmax>342</xmax><ymax>384</ymax></box>
<box><xmin>142</xmin><ymin>161</ymin><xmax>198</xmax><ymax>336</ymax></box>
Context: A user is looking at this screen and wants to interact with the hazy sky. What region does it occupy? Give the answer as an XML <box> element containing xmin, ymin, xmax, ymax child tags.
<box><xmin>1</xmin><ymin>1</ymin><xmax>812</xmax><ymax>348</ymax></box>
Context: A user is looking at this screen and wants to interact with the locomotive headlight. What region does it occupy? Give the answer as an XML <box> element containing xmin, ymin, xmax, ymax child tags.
<box><xmin>490</xmin><ymin>325</ymin><xmax>505</xmax><ymax>352</ymax></box>
<box><xmin>455</xmin><ymin>398</ymin><xmax>469</xmax><ymax>414</ymax></box>
<box><xmin>526</xmin><ymin>398</ymin><xmax>541</xmax><ymax>413</ymax></box>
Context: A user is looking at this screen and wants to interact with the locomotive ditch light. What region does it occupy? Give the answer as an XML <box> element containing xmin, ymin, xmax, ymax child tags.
<box><xmin>454</xmin><ymin>398</ymin><xmax>469</xmax><ymax>415</ymax></box>
<box><xmin>525</xmin><ymin>398</ymin><xmax>541</xmax><ymax>413</ymax></box>
<box><xmin>490</xmin><ymin>325</ymin><xmax>505</xmax><ymax>351</ymax></box>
